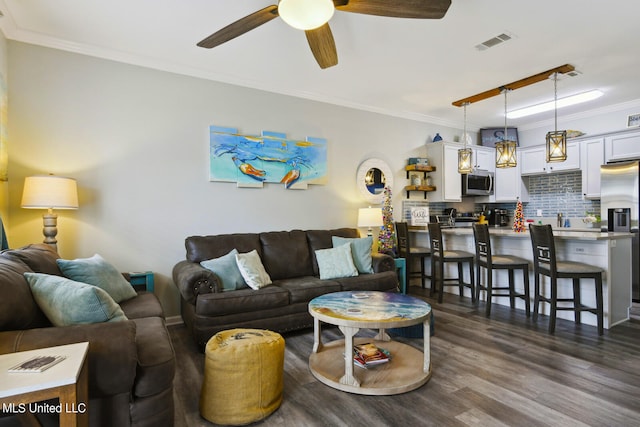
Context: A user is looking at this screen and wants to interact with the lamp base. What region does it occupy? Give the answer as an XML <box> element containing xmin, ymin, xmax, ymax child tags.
<box><xmin>42</xmin><ymin>212</ymin><xmax>58</xmax><ymax>248</ymax></box>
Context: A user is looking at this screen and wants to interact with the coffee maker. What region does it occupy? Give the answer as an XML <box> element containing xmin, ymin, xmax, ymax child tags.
<box><xmin>488</xmin><ymin>209</ymin><xmax>509</xmax><ymax>227</ymax></box>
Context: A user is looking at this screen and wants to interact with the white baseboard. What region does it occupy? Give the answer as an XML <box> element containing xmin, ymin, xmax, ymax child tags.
<box><xmin>165</xmin><ymin>315</ymin><xmax>184</xmax><ymax>326</ymax></box>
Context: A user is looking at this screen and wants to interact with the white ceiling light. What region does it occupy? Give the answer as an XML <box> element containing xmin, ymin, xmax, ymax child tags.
<box><xmin>278</xmin><ymin>0</ymin><xmax>335</xmax><ymax>30</ymax></box>
<box><xmin>507</xmin><ymin>90</ymin><xmax>603</xmax><ymax>119</ymax></box>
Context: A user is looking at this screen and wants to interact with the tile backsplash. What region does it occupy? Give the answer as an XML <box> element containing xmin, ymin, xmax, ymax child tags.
<box><xmin>523</xmin><ymin>171</ymin><xmax>600</xmax><ymax>219</ymax></box>
<box><xmin>400</xmin><ymin>171</ymin><xmax>600</xmax><ymax>222</ymax></box>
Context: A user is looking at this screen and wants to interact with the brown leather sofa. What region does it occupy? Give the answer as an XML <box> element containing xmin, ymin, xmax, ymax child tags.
<box><xmin>172</xmin><ymin>228</ymin><xmax>399</xmax><ymax>349</ymax></box>
<box><xmin>0</xmin><ymin>244</ymin><xmax>175</xmax><ymax>427</ymax></box>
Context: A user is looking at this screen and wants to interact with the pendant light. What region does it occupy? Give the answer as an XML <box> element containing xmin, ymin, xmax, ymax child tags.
<box><xmin>458</xmin><ymin>102</ymin><xmax>473</xmax><ymax>174</ymax></box>
<box><xmin>546</xmin><ymin>72</ymin><xmax>567</xmax><ymax>162</ymax></box>
<box><xmin>496</xmin><ymin>88</ymin><xmax>517</xmax><ymax>168</ymax></box>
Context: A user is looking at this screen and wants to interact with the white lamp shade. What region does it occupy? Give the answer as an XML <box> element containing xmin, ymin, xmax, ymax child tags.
<box><xmin>278</xmin><ymin>0</ymin><xmax>335</xmax><ymax>30</ymax></box>
<box><xmin>357</xmin><ymin>207</ymin><xmax>383</xmax><ymax>228</ymax></box>
<box><xmin>21</xmin><ymin>175</ymin><xmax>79</xmax><ymax>209</ymax></box>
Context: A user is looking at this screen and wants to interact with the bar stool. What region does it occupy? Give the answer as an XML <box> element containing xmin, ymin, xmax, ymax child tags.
<box><xmin>529</xmin><ymin>224</ymin><xmax>604</xmax><ymax>335</ymax></box>
<box><xmin>395</xmin><ymin>221</ymin><xmax>431</xmax><ymax>290</ymax></box>
<box><xmin>472</xmin><ymin>223</ymin><xmax>530</xmax><ymax>317</ymax></box>
<box><xmin>427</xmin><ymin>222</ymin><xmax>475</xmax><ymax>304</ymax></box>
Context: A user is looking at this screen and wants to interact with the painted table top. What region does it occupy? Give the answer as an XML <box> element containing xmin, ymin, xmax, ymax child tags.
<box><xmin>308</xmin><ymin>291</ymin><xmax>431</xmax><ymax>329</ymax></box>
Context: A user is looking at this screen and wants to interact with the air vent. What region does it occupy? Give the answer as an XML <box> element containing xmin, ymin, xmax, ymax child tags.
<box><xmin>475</xmin><ymin>32</ymin><xmax>514</xmax><ymax>51</ymax></box>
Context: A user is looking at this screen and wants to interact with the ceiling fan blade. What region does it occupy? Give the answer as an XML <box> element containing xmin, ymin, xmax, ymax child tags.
<box><xmin>305</xmin><ymin>24</ymin><xmax>338</xmax><ymax>69</ymax></box>
<box><xmin>197</xmin><ymin>5</ymin><xmax>279</xmax><ymax>48</ymax></box>
<box><xmin>334</xmin><ymin>0</ymin><xmax>451</xmax><ymax>19</ymax></box>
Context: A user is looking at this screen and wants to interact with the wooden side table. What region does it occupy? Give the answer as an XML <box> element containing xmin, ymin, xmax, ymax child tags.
<box><xmin>0</xmin><ymin>342</ymin><xmax>89</xmax><ymax>427</ymax></box>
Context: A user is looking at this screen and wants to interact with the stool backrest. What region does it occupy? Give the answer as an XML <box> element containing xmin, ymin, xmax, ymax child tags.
<box><xmin>427</xmin><ymin>223</ymin><xmax>443</xmax><ymax>259</ymax></box>
<box><xmin>395</xmin><ymin>222</ymin><xmax>410</xmax><ymax>258</ymax></box>
<box><xmin>529</xmin><ymin>224</ymin><xmax>557</xmax><ymax>276</ymax></box>
<box><xmin>472</xmin><ymin>223</ymin><xmax>493</xmax><ymax>266</ymax></box>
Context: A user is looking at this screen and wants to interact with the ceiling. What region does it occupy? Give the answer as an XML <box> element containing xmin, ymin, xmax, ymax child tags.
<box><xmin>1</xmin><ymin>0</ymin><xmax>639</xmax><ymax>132</ymax></box>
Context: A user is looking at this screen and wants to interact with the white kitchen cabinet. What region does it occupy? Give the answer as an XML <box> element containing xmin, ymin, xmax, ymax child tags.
<box><xmin>604</xmin><ymin>130</ymin><xmax>640</xmax><ymax>162</ymax></box>
<box><xmin>580</xmin><ymin>137</ymin><xmax>604</xmax><ymax>199</ymax></box>
<box><xmin>520</xmin><ymin>146</ymin><xmax>546</xmax><ymax>175</ymax></box>
<box><xmin>494</xmin><ymin>152</ymin><xmax>529</xmax><ymax>202</ymax></box>
<box><xmin>472</xmin><ymin>146</ymin><xmax>495</xmax><ymax>172</ymax></box>
<box><xmin>520</xmin><ymin>141</ymin><xmax>580</xmax><ymax>175</ymax></box>
<box><xmin>424</xmin><ymin>142</ymin><xmax>462</xmax><ymax>202</ymax></box>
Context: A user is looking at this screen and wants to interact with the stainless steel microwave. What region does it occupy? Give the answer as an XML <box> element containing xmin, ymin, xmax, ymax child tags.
<box><xmin>462</xmin><ymin>169</ymin><xmax>494</xmax><ymax>196</ymax></box>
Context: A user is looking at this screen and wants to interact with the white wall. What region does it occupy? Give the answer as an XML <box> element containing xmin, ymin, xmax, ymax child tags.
<box><xmin>7</xmin><ymin>42</ymin><xmax>460</xmax><ymax>317</ymax></box>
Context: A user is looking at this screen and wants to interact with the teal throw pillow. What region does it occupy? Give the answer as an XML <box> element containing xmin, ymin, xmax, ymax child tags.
<box><xmin>200</xmin><ymin>249</ymin><xmax>247</xmax><ymax>291</ymax></box>
<box><xmin>57</xmin><ymin>254</ymin><xmax>137</xmax><ymax>303</ymax></box>
<box><xmin>24</xmin><ymin>272</ymin><xmax>128</xmax><ymax>327</ymax></box>
<box><xmin>315</xmin><ymin>243</ymin><xmax>359</xmax><ymax>280</ymax></box>
<box><xmin>235</xmin><ymin>250</ymin><xmax>272</xmax><ymax>290</ymax></box>
<box><xmin>332</xmin><ymin>236</ymin><xmax>374</xmax><ymax>274</ymax></box>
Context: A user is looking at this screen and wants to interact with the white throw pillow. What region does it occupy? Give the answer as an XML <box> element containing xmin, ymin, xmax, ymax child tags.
<box><xmin>315</xmin><ymin>243</ymin><xmax>359</xmax><ymax>280</ymax></box>
<box><xmin>235</xmin><ymin>250</ymin><xmax>272</xmax><ymax>290</ymax></box>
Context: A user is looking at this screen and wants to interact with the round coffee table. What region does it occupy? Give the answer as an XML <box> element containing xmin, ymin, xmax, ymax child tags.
<box><xmin>308</xmin><ymin>291</ymin><xmax>431</xmax><ymax>395</ymax></box>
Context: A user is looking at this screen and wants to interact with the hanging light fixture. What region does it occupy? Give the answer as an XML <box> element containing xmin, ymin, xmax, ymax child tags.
<box><xmin>546</xmin><ymin>72</ymin><xmax>567</xmax><ymax>162</ymax></box>
<box><xmin>278</xmin><ymin>0</ymin><xmax>335</xmax><ymax>30</ymax></box>
<box><xmin>458</xmin><ymin>102</ymin><xmax>473</xmax><ymax>174</ymax></box>
<box><xmin>496</xmin><ymin>88</ymin><xmax>517</xmax><ymax>168</ymax></box>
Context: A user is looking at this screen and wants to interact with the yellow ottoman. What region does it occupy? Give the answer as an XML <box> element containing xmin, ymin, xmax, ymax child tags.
<box><xmin>200</xmin><ymin>329</ymin><xmax>285</xmax><ymax>425</ymax></box>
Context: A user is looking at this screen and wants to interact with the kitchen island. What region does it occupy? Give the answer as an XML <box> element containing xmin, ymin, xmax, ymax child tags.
<box><xmin>411</xmin><ymin>227</ymin><xmax>633</xmax><ymax>329</ymax></box>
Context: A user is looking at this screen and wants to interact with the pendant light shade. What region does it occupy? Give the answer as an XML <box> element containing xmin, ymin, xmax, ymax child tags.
<box><xmin>458</xmin><ymin>103</ymin><xmax>473</xmax><ymax>174</ymax></box>
<box><xmin>496</xmin><ymin>140</ymin><xmax>517</xmax><ymax>168</ymax></box>
<box><xmin>546</xmin><ymin>73</ymin><xmax>567</xmax><ymax>162</ymax></box>
<box><xmin>496</xmin><ymin>89</ymin><xmax>517</xmax><ymax>168</ymax></box>
<box><xmin>458</xmin><ymin>148</ymin><xmax>473</xmax><ymax>173</ymax></box>
<box><xmin>546</xmin><ymin>131</ymin><xmax>567</xmax><ymax>162</ymax></box>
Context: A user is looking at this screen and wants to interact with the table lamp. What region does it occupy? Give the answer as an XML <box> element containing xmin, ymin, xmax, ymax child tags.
<box><xmin>357</xmin><ymin>207</ymin><xmax>383</xmax><ymax>237</ymax></box>
<box><xmin>21</xmin><ymin>175</ymin><xmax>79</xmax><ymax>248</ymax></box>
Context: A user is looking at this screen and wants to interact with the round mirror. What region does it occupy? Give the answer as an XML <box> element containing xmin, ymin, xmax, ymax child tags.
<box><xmin>365</xmin><ymin>168</ymin><xmax>385</xmax><ymax>195</ymax></box>
<box><xmin>356</xmin><ymin>159</ymin><xmax>393</xmax><ymax>204</ymax></box>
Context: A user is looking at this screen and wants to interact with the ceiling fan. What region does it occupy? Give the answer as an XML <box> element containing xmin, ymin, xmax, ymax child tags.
<box><xmin>197</xmin><ymin>0</ymin><xmax>451</xmax><ymax>69</ymax></box>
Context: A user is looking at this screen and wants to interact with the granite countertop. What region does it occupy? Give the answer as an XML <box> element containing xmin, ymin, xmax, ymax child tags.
<box><xmin>411</xmin><ymin>227</ymin><xmax>633</xmax><ymax>241</ymax></box>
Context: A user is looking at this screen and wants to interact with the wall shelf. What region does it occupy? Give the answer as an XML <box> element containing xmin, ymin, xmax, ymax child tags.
<box><xmin>404</xmin><ymin>185</ymin><xmax>437</xmax><ymax>199</ymax></box>
<box><xmin>405</xmin><ymin>164</ymin><xmax>436</xmax><ymax>178</ymax></box>
<box><xmin>405</xmin><ymin>165</ymin><xmax>436</xmax><ymax>198</ymax></box>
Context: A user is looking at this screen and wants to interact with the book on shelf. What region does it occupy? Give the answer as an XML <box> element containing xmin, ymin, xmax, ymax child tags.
<box><xmin>353</xmin><ymin>343</ymin><xmax>390</xmax><ymax>369</ymax></box>
<box><xmin>8</xmin><ymin>355</ymin><xmax>66</xmax><ymax>373</ymax></box>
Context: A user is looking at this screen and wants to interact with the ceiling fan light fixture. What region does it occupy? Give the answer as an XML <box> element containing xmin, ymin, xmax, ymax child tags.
<box><xmin>278</xmin><ymin>0</ymin><xmax>335</xmax><ymax>30</ymax></box>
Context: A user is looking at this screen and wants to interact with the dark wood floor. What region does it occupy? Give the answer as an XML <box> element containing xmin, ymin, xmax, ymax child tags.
<box><xmin>171</xmin><ymin>287</ymin><xmax>640</xmax><ymax>427</ymax></box>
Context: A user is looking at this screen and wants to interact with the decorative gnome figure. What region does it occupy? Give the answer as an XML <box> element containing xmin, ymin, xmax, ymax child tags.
<box><xmin>512</xmin><ymin>198</ymin><xmax>525</xmax><ymax>232</ymax></box>
<box><xmin>378</xmin><ymin>186</ymin><xmax>397</xmax><ymax>256</ymax></box>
